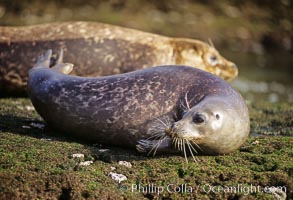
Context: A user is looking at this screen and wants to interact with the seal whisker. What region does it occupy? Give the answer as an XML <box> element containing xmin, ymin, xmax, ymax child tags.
<box><xmin>180</xmin><ymin>100</ymin><xmax>189</xmax><ymax>112</ymax></box>
<box><xmin>190</xmin><ymin>140</ymin><xmax>203</xmax><ymax>152</ymax></box>
<box><xmin>163</xmin><ymin>116</ymin><xmax>172</xmax><ymax>128</ymax></box>
<box><xmin>147</xmin><ymin>134</ymin><xmax>166</xmax><ymax>157</ymax></box>
<box><xmin>189</xmin><ymin>94</ymin><xmax>205</xmax><ymax>108</ymax></box>
<box><xmin>148</xmin><ymin>129</ymin><xmax>162</xmax><ymax>135</ymax></box>
<box><xmin>173</xmin><ymin>137</ymin><xmax>178</xmax><ymax>150</ymax></box>
<box><xmin>180</xmin><ymin>138</ymin><xmax>183</xmax><ymax>152</ymax></box>
<box><xmin>186</xmin><ymin>139</ymin><xmax>198</xmax><ymax>162</ymax></box>
<box><xmin>154</xmin><ymin>117</ymin><xmax>168</xmax><ymax>128</ymax></box>
<box><xmin>147</xmin><ymin>141</ymin><xmax>159</xmax><ymax>157</ymax></box>
<box><xmin>172</xmin><ymin>137</ymin><xmax>178</xmax><ymax>150</ymax></box>
<box><xmin>172</xmin><ymin>138</ymin><xmax>177</xmax><ymax>149</ymax></box>
<box><xmin>208</xmin><ymin>38</ymin><xmax>215</xmax><ymax>48</ymax></box>
<box><xmin>154</xmin><ymin>134</ymin><xmax>167</xmax><ymax>156</ymax></box>
<box><xmin>153</xmin><ymin>127</ymin><xmax>166</xmax><ymax>133</ymax></box>
<box><xmin>185</xmin><ymin>139</ymin><xmax>198</xmax><ymax>154</ymax></box>
<box><xmin>153</xmin><ymin>135</ymin><xmax>165</xmax><ymax>157</ymax></box>
<box><xmin>148</xmin><ymin>129</ymin><xmax>165</xmax><ymax>136</ymax></box>
<box><xmin>176</xmin><ymin>137</ymin><xmax>180</xmax><ymax>151</ymax></box>
<box><xmin>145</xmin><ymin>133</ymin><xmax>164</xmax><ymax>140</ymax></box>
<box><xmin>181</xmin><ymin>139</ymin><xmax>184</xmax><ymax>152</ymax></box>
<box><xmin>185</xmin><ymin>92</ymin><xmax>191</xmax><ymax>110</ymax></box>
<box><xmin>183</xmin><ymin>139</ymin><xmax>188</xmax><ymax>163</ymax></box>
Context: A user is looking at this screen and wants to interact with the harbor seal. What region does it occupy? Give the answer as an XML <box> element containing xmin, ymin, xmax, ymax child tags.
<box><xmin>1</xmin><ymin>21</ymin><xmax>237</xmax><ymax>96</ymax></box>
<box><xmin>28</xmin><ymin>50</ymin><xmax>249</xmax><ymax>161</ymax></box>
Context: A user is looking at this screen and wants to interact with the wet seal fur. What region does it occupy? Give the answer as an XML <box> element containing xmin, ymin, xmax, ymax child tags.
<box><xmin>1</xmin><ymin>21</ymin><xmax>237</xmax><ymax>95</ymax></box>
<box><xmin>28</xmin><ymin>50</ymin><xmax>249</xmax><ymax>161</ymax></box>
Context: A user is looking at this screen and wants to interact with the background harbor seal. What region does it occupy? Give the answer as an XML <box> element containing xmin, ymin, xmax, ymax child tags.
<box><xmin>1</xmin><ymin>21</ymin><xmax>238</xmax><ymax>96</ymax></box>
<box><xmin>28</xmin><ymin>50</ymin><xmax>249</xmax><ymax>160</ymax></box>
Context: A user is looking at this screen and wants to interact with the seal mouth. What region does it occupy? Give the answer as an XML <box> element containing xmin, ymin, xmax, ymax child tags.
<box><xmin>217</xmin><ymin>63</ymin><xmax>238</xmax><ymax>81</ymax></box>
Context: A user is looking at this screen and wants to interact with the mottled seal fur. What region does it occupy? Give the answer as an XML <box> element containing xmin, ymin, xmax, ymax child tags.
<box><xmin>28</xmin><ymin>50</ymin><xmax>249</xmax><ymax>159</ymax></box>
<box><xmin>1</xmin><ymin>21</ymin><xmax>237</xmax><ymax>96</ymax></box>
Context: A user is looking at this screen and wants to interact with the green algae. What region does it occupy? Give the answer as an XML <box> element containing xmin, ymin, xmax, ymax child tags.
<box><xmin>0</xmin><ymin>98</ymin><xmax>292</xmax><ymax>199</ymax></box>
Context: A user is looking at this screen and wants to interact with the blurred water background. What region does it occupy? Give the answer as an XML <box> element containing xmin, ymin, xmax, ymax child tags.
<box><xmin>0</xmin><ymin>0</ymin><xmax>292</xmax><ymax>103</ymax></box>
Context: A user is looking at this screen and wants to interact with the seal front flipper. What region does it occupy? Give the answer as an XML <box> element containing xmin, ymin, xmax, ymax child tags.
<box><xmin>136</xmin><ymin>137</ymin><xmax>178</xmax><ymax>156</ymax></box>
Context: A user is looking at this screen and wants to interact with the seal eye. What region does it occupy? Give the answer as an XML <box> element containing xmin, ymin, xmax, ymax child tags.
<box><xmin>208</xmin><ymin>55</ymin><xmax>218</xmax><ymax>66</ymax></box>
<box><xmin>192</xmin><ymin>114</ymin><xmax>205</xmax><ymax>124</ymax></box>
<box><xmin>215</xmin><ymin>114</ymin><xmax>220</xmax><ymax>120</ymax></box>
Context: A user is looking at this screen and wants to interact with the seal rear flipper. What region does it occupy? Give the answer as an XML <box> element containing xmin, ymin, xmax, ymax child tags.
<box><xmin>56</xmin><ymin>48</ymin><xmax>64</xmax><ymax>64</ymax></box>
<box><xmin>33</xmin><ymin>49</ymin><xmax>52</xmax><ymax>69</ymax></box>
<box><xmin>32</xmin><ymin>49</ymin><xmax>74</xmax><ymax>74</ymax></box>
<box><xmin>51</xmin><ymin>63</ymin><xmax>74</xmax><ymax>74</ymax></box>
<box><xmin>50</xmin><ymin>49</ymin><xmax>74</xmax><ymax>74</ymax></box>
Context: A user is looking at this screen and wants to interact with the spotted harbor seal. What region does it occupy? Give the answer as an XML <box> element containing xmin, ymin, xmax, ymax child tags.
<box><xmin>28</xmin><ymin>50</ymin><xmax>249</xmax><ymax>161</ymax></box>
<box><xmin>1</xmin><ymin>21</ymin><xmax>237</xmax><ymax>96</ymax></box>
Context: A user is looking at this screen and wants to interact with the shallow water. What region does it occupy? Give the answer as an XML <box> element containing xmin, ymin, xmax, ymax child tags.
<box><xmin>222</xmin><ymin>50</ymin><xmax>293</xmax><ymax>103</ymax></box>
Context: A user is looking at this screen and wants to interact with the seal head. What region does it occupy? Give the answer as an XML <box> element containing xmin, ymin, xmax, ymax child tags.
<box><xmin>171</xmin><ymin>38</ymin><xmax>238</xmax><ymax>81</ymax></box>
<box><xmin>165</xmin><ymin>96</ymin><xmax>249</xmax><ymax>157</ymax></box>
